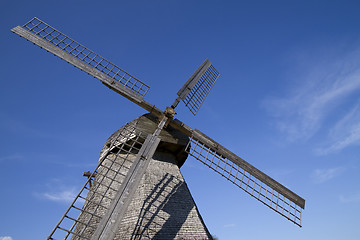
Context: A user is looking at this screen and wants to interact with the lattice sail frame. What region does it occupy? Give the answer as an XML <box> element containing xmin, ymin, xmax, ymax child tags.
<box><xmin>186</xmin><ymin>136</ymin><xmax>303</xmax><ymax>227</ymax></box>
<box><xmin>21</xmin><ymin>17</ymin><xmax>149</xmax><ymax>97</ymax></box>
<box><xmin>184</xmin><ymin>65</ymin><xmax>219</xmax><ymax>115</ymax></box>
<box><xmin>48</xmin><ymin>121</ymin><xmax>148</xmax><ymax>239</ymax></box>
<box><xmin>11</xmin><ymin>17</ymin><xmax>306</xmax><ymax>232</ymax></box>
<box><xmin>177</xmin><ymin>59</ymin><xmax>220</xmax><ymax>115</ymax></box>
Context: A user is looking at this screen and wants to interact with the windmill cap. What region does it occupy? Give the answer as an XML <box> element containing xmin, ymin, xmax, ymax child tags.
<box><xmin>100</xmin><ymin>113</ymin><xmax>189</xmax><ymax>167</ymax></box>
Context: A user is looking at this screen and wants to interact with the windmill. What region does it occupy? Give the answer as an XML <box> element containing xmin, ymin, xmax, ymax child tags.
<box><xmin>11</xmin><ymin>17</ymin><xmax>305</xmax><ymax>239</ymax></box>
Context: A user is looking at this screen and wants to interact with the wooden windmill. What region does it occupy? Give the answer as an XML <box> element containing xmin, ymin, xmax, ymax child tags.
<box><xmin>11</xmin><ymin>17</ymin><xmax>305</xmax><ymax>239</ymax></box>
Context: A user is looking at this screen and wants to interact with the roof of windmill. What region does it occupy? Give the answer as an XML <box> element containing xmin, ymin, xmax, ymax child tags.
<box><xmin>100</xmin><ymin>113</ymin><xmax>190</xmax><ymax>167</ymax></box>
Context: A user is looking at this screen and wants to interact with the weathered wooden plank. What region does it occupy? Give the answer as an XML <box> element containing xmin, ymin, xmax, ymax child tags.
<box><xmin>92</xmin><ymin>116</ymin><xmax>168</xmax><ymax>239</ymax></box>
<box><xmin>176</xmin><ymin>58</ymin><xmax>212</xmax><ymax>99</ymax></box>
<box><xmin>192</xmin><ymin>129</ymin><xmax>305</xmax><ymax>209</ymax></box>
<box><xmin>11</xmin><ymin>25</ymin><xmax>164</xmax><ymax>118</ymax></box>
<box><xmin>169</xmin><ymin>119</ymin><xmax>305</xmax><ymax>209</ymax></box>
<box><xmin>11</xmin><ymin>26</ymin><xmax>141</xmax><ymax>100</ymax></box>
<box><xmin>91</xmin><ymin>135</ymin><xmax>161</xmax><ymax>240</ymax></box>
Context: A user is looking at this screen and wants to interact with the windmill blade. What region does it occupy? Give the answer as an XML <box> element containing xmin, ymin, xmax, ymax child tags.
<box><xmin>172</xmin><ymin>59</ymin><xmax>220</xmax><ymax>115</ymax></box>
<box><xmin>48</xmin><ymin>115</ymin><xmax>168</xmax><ymax>239</ymax></box>
<box><xmin>11</xmin><ymin>17</ymin><xmax>163</xmax><ymax>117</ymax></box>
<box><xmin>91</xmin><ymin>134</ymin><xmax>161</xmax><ymax>240</ymax></box>
<box><xmin>169</xmin><ymin>119</ymin><xmax>305</xmax><ymax>227</ymax></box>
<box><xmin>91</xmin><ymin>116</ymin><xmax>166</xmax><ymax>239</ymax></box>
<box><xmin>188</xmin><ymin>130</ymin><xmax>305</xmax><ymax>226</ymax></box>
<box><xmin>47</xmin><ymin>121</ymin><xmax>151</xmax><ymax>239</ymax></box>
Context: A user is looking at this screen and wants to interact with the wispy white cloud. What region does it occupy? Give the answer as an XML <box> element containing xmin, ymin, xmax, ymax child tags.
<box><xmin>35</xmin><ymin>179</ymin><xmax>81</xmax><ymax>204</ymax></box>
<box><xmin>316</xmin><ymin>101</ymin><xmax>360</xmax><ymax>154</ymax></box>
<box><xmin>339</xmin><ymin>193</ymin><xmax>360</xmax><ymax>203</ymax></box>
<box><xmin>263</xmin><ymin>45</ymin><xmax>360</xmax><ymax>151</ymax></box>
<box><xmin>0</xmin><ymin>154</ymin><xmax>23</xmax><ymax>162</ymax></box>
<box><xmin>0</xmin><ymin>236</ymin><xmax>13</xmax><ymax>240</ymax></box>
<box><xmin>224</xmin><ymin>223</ymin><xmax>236</xmax><ymax>228</ymax></box>
<box><xmin>266</xmin><ymin>168</ymin><xmax>294</xmax><ymax>179</ymax></box>
<box><xmin>42</xmin><ymin>188</ymin><xmax>78</xmax><ymax>203</ymax></box>
<box><xmin>0</xmin><ymin>112</ymin><xmax>46</xmax><ymax>137</ymax></box>
<box><xmin>311</xmin><ymin>167</ymin><xmax>345</xmax><ymax>183</ymax></box>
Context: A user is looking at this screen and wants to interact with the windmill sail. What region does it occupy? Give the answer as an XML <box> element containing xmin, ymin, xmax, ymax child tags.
<box><xmin>47</xmin><ymin>121</ymin><xmax>150</xmax><ymax>239</ymax></box>
<box><xmin>12</xmin><ymin>17</ymin><xmax>305</xmax><ymax>236</ymax></box>
<box><xmin>173</xmin><ymin>59</ymin><xmax>220</xmax><ymax>115</ymax></box>
<box><xmin>185</xmin><ymin>129</ymin><xmax>305</xmax><ymax>227</ymax></box>
<box><xmin>11</xmin><ymin>17</ymin><xmax>150</xmax><ymax>104</ymax></box>
<box><xmin>169</xmin><ymin>118</ymin><xmax>305</xmax><ymax>227</ymax></box>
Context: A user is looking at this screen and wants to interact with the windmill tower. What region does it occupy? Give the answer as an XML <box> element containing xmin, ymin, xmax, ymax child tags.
<box><xmin>11</xmin><ymin>17</ymin><xmax>305</xmax><ymax>240</ymax></box>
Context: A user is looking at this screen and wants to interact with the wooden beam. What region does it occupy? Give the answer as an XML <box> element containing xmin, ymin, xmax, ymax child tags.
<box><xmin>11</xmin><ymin>26</ymin><xmax>164</xmax><ymax>119</ymax></box>
<box><xmin>169</xmin><ymin>118</ymin><xmax>305</xmax><ymax>209</ymax></box>
<box><xmin>176</xmin><ymin>58</ymin><xmax>212</xmax><ymax>100</ymax></box>
<box><xmin>192</xmin><ymin>129</ymin><xmax>305</xmax><ymax>209</ymax></box>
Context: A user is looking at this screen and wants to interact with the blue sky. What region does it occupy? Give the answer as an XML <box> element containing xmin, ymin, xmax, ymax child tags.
<box><xmin>1</xmin><ymin>1</ymin><xmax>360</xmax><ymax>239</ymax></box>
